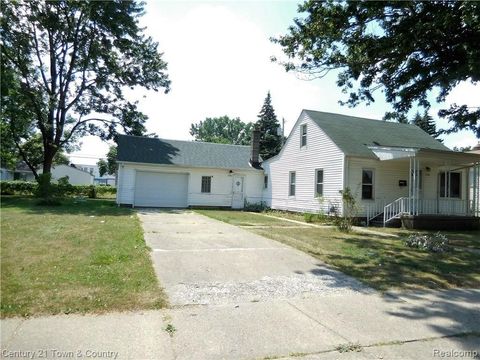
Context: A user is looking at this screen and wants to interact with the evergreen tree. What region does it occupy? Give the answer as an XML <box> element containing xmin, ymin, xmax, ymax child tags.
<box><xmin>412</xmin><ymin>111</ymin><xmax>438</xmax><ymax>138</ymax></box>
<box><xmin>256</xmin><ymin>92</ymin><xmax>282</xmax><ymax>160</ymax></box>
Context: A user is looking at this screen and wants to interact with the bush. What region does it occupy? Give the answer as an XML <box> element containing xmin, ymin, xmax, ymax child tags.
<box><xmin>405</xmin><ymin>232</ymin><xmax>451</xmax><ymax>253</ymax></box>
<box><xmin>0</xmin><ymin>181</ymin><xmax>116</xmax><ymax>198</ymax></box>
<box><xmin>336</xmin><ymin>188</ymin><xmax>360</xmax><ymax>232</ymax></box>
<box><xmin>244</xmin><ymin>200</ymin><xmax>269</xmax><ymax>212</ymax></box>
<box><xmin>303</xmin><ymin>212</ymin><xmax>330</xmax><ymax>224</ymax></box>
<box><xmin>0</xmin><ymin>181</ymin><xmax>36</xmax><ymax>195</ymax></box>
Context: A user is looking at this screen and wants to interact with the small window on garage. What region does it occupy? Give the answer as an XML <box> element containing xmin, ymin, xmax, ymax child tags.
<box><xmin>264</xmin><ymin>175</ymin><xmax>268</xmax><ymax>189</ymax></box>
<box><xmin>201</xmin><ymin>176</ymin><xmax>212</xmax><ymax>193</ymax></box>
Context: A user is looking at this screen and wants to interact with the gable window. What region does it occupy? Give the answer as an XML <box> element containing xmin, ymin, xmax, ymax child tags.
<box><xmin>201</xmin><ymin>176</ymin><xmax>212</xmax><ymax>193</ymax></box>
<box><xmin>264</xmin><ymin>175</ymin><xmax>268</xmax><ymax>189</ymax></box>
<box><xmin>362</xmin><ymin>169</ymin><xmax>374</xmax><ymax>200</ymax></box>
<box><xmin>300</xmin><ymin>124</ymin><xmax>307</xmax><ymax>147</ymax></box>
<box><xmin>315</xmin><ymin>169</ymin><xmax>324</xmax><ymax>197</ymax></box>
<box><xmin>439</xmin><ymin>172</ymin><xmax>461</xmax><ymax>198</ymax></box>
<box><xmin>289</xmin><ymin>171</ymin><xmax>296</xmax><ymax>196</ymax></box>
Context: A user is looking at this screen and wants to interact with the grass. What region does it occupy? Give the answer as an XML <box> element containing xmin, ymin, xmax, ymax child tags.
<box><xmin>1</xmin><ymin>196</ymin><xmax>167</xmax><ymax>318</ymax></box>
<box><xmin>194</xmin><ymin>209</ymin><xmax>297</xmax><ymax>227</ymax></box>
<box><xmin>373</xmin><ymin>227</ymin><xmax>480</xmax><ymax>250</ymax></box>
<box><xmin>196</xmin><ymin>210</ymin><xmax>480</xmax><ymax>291</ymax></box>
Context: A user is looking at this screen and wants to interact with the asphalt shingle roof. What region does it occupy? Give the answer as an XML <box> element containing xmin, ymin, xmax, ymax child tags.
<box><xmin>304</xmin><ymin>110</ymin><xmax>450</xmax><ymax>158</ymax></box>
<box><xmin>117</xmin><ymin>135</ymin><xmax>256</xmax><ymax>170</ymax></box>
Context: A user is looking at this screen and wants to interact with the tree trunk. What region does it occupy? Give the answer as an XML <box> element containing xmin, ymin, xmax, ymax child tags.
<box><xmin>42</xmin><ymin>145</ymin><xmax>56</xmax><ymax>175</ymax></box>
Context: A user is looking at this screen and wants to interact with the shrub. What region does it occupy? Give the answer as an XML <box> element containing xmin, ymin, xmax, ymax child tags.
<box><xmin>244</xmin><ymin>200</ymin><xmax>269</xmax><ymax>212</ymax></box>
<box><xmin>336</xmin><ymin>188</ymin><xmax>360</xmax><ymax>232</ymax></box>
<box><xmin>0</xmin><ymin>181</ymin><xmax>36</xmax><ymax>195</ymax></box>
<box><xmin>304</xmin><ymin>213</ymin><xmax>315</xmax><ymax>223</ymax></box>
<box><xmin>0</xmin><ymin>181</ymin><xmax>116</xmax><ymax>198</ymax></box>
<box><xmin>303</xmin><ymin>212</ymin><xmax>330</xmax><ymax>224</ymax></box>
<box><xmin>405</xmin><ymin>232</ymin><xmax>451</xmax><ymax>253</ymax></box>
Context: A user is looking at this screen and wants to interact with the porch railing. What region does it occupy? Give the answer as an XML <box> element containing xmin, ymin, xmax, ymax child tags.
<box><xmin>365</xmin><ymin>197</ymin><xmax>474</xmax><ymax>226</ymax></box>
<box><xmin>383</xmin><ymin>197</ymin><xmax>409</xmax><ymax>224</ymax></box>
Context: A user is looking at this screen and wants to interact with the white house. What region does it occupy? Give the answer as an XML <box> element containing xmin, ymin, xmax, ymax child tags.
<box><xmin>115</xmin><ymin>110</ymin><xmax>480</xmax><ymax>229</ymax></box>
<box><xmin>116</xmin><ymin>134</ymin><xmax>264</xmax><ymax>208</ymax></box>
<box><xmin>263</xmin><ymin>110</ymin><xmax>480</xmax><ymax>227</ymax></box>
<box><xmin>50</xmin><ymin>164</ymin><xmax>94</xmax><ymax>185</ymax></box>
<box><xmin>74</xmin><ymin>163</ymin><xmax>116</xmax><ymax>186</ymax></box>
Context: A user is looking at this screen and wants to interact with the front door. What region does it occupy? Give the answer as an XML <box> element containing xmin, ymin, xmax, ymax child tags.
<box><xmin>232</xmin><ymin>175</ymin><xmax>244</xmax><ymax>209</ymax></box>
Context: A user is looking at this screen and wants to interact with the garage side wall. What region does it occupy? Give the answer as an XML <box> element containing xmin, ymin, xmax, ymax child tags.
<box><xmin>116</xmin><ymin>163</ymin><xmax>263</xmax><ymax>207</ymax></box>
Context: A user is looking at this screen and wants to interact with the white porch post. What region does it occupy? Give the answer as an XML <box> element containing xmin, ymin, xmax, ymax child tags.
<box><xmin>408</xmin><ymin>156</ymin><xmax>412</xmax><ymax>215</ymax></box>
<box><xmin>474</xmin><ymin>162</ymin><xmax>479</xmax><ymax>217</ymax></box>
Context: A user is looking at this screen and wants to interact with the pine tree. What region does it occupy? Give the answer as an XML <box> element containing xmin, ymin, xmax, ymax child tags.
<box><xmin>256</xmin><ymin>92</ymin><xmax>282</xmax><ymax>160</ymax></box>
<box><xmin>412</xmin><ymin>111</ymin><xmax>438</xmax><ymax>138</ymax></box>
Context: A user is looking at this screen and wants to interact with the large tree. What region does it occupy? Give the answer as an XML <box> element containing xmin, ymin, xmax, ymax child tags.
<box><xmin>190</xmin><ymin>116</ymin><xmax>254</xmax><ymax>145</ymax></box>
<box><xmin>272</xmin><ymin>1</ymin><xmax>480</xmax><ymax>137</ymax></box>
<box><xmin>411</xmin><ymin>110</ymin><xmax>438</xmax><ymax>138</ymax></box>
<box><xmin>1</xmin><ymin>0</ymin><xmax>171</xmax><ymax>179</ymax></box>
<box><xmin>97</xmin><ymin>145</ymin><xmax>118</xmax><ymax>177</ymax></box>
<box><xmin>256</xmin><ymin>92</ymin><xmax>282</xmax><ymax>160</ymax></box>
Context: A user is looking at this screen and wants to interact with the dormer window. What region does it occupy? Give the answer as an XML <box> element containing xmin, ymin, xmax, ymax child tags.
<box><xmin>300</xmin><ymin>124</ymin><xmax>307</xmax><ymax>147</ymax></box>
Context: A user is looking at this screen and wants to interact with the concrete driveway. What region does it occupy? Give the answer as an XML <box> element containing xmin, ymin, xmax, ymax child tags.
<box><xmin>138</xmin><ymin>209</ymin><xmax>369</xmax><ymax>306</ymax></box>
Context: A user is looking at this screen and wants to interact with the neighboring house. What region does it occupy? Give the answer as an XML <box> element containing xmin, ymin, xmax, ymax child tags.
<box><xmin>116</xmin><ymin>134</ymin><xmax>264</xmax><ymax>208</ymax></box>
<box><xmin>49</xmin><ymin>164</ymin><xmax>94</xmax><ymax>185</ymax></box>
<box><xmin>74</xmin><ymin>163</ymin><xmax>116</xmax><ymax>186</ymax></box>
<box><xmin>0</xmin><ymin>163</ymin><xmax>36</xmax><ymax>181</ymax></box>
<box><xmin>116</xmin><ymin>110</ymin><xmax>480</xmax><ymax>229</ymax></box>
<box><xmin>263</xmin><ymin>110</ymin><xmax>480</xmax><ymax>227</ymax></box>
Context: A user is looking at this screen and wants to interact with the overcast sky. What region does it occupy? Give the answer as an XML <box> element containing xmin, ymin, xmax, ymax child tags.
<box><xmin>70</xmin><ymin>1</ymin><xmax>479</xmax><ymax>165</ymax></box>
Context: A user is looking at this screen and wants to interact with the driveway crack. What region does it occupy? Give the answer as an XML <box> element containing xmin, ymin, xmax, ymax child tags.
<box><xmin>286</xmin><ymin>301</ymin><xmax>351</xmax><ymax>342</ymax></box>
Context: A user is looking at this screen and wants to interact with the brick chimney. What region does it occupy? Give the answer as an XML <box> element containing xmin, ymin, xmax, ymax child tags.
<box><xmin>250</xmin><ymin>127</ymin><xmax>261</xmax><ymax>167</ymax></box>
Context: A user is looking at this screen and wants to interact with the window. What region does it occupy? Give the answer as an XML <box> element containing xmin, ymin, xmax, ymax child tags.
<box><xmin>362</xmin><ymin>169</ymin><xmax>374</xmax><ymax>199</ymax></box>
<box><xmin>315</xmin><ymin>169</ymin><xmax>324</xmax><ymax>197</ymax></box>
<box><xmin>264</xmin><ymin>175</ymin><xmax>268</xmax><ymax>189</ymax></box>
<box><xmin>439</xmin><ymin>172</ymin><xmax>461</xmax><ymax>198</ymax></box>
<box><xmin>289</xmin><ymin>171</ymin><xmax>296</xmax><ymax>196</ymax></box>
<box><xmin>300</xmin><ymin>124</ymin><xmax>307</xmax><ymax>147</ymax></box>
<box><xmin>201</xmin><ymin>176</ymin><xmax>212</xmax><ymax>193</ymax></box>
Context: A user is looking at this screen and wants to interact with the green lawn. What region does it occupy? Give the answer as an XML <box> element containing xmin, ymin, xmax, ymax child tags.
<box><xmin>196</xmin><ymin>210</ymin><xmax>480</xmax><ymax>291</ymax></box>
<box><xmin>195</xmin><ymin>209</ymin><xmax>298</xmax><ymax>227</ymax></box>
<box><xmin>1</xmin><ymin>196</ymin><xmax>167</xmax><ymax>318</ymax></box>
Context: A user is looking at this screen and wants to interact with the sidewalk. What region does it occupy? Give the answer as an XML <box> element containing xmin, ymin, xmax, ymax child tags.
<box><xmin>2</xmin><ymin>289</ymin><xmax>479</xmax><ymax>360</ymax></box>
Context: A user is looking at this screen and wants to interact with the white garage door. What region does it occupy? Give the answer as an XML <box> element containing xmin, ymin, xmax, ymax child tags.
<box><xmin>134</xmin><ymin>171</ymin><xmax>188</xmax><ymax>208</ymax></box>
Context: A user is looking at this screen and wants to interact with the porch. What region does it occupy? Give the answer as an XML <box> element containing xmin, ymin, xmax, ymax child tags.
<box><xmin>363</xmin><ymin>147</ymin><xmax>480</xmax><ymax>229</ymax></box>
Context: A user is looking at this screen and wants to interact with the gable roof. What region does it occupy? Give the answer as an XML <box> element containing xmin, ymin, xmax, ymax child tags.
<box><xmin>304</xmin><ymin>110</ymin><xmax>450</xmax><ymax>159</ymax></box>
<box><xmin>117</xmin><ymin>135</ymin><xmax>257</xmax><ymax>170</ymax></box>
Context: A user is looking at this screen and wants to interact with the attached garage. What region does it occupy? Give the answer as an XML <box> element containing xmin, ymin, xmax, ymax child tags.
<box><xmin>134</xmin><ymin>171</ymin><xmax>188</xmax><ymax>208</ymax></box>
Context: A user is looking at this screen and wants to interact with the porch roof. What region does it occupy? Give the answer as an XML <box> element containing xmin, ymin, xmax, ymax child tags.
<box><xmin>369</xmin><ymin>146</ymin><xmax>480</xmax><ymax>166</ymax></box>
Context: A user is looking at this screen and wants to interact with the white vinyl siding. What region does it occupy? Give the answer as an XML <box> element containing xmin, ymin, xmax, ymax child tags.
<box><xmin>262</xmin><ymin>112</ymin><xmax>344</xmax><ymax>214</ymax></box>
<box><xmin>116</xmin><ymin>163</ymin><xmax>264</xmax><ymax>208</ymax></box>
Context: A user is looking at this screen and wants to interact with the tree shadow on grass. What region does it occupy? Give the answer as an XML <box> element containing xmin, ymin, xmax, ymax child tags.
<box><xmin>292</xmin><ymin>232</ymin><xmax>480</xmax><ymax>291</ymax></box>
<box><xmin>1</xmin><ymin>196</ymin><xmax>129</xmax><ymax>217</ymax></box>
